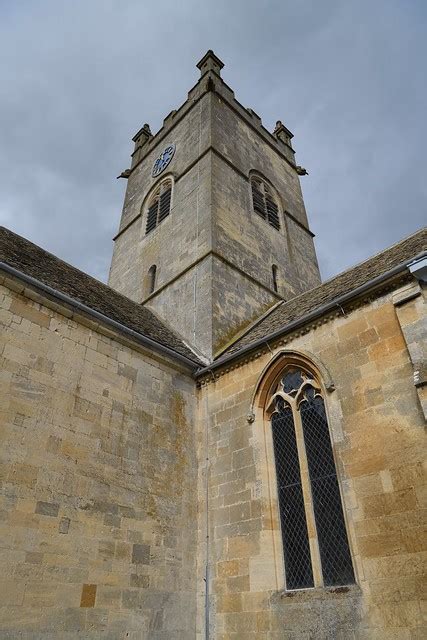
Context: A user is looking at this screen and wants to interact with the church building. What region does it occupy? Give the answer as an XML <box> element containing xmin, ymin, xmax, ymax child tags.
<box><xmin>0</xmin><ymin>51</ymin><xmax>426</xmax><ymax>639</ymax></box>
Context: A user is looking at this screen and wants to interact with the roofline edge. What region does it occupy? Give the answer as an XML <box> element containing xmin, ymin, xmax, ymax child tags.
<box><xmin>0</xmin><ymin>262</ymin><xmax>201</xmax><ymax>371</ymax></box>
<box><xmin>194</xmin><ymin>250</ymin><xmax>427</xmax><ymax>379</ymax></box>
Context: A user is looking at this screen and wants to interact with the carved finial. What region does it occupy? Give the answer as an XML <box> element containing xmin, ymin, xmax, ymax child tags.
<box><xmin>130</xmin><ymin>124</ymin><xmax>153</xmax><ymax>169</ymax></box>
<box><xmin>132</xmin><ymin>124</ymin><xmax>152</xmax><ymax>143</ymax></box>
<box><xmin>196</xmin><ymin>50</ymin><xmax>224</xmax><ymax>77</ymax></box>
<box><xmin>273</xmin><ymin>120</ymin><xmax>294</xmax><ymax>147</ymax></box>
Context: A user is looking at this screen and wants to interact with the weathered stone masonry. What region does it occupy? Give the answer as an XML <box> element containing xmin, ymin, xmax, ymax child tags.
<box><xmin>109</xmin><ymin>51</ymin><xmax>320</xmax><ymax>359</ymax></box>
<box><xmin>0</xmin><ymin>274</ymin><xmax>198</xmax><ymax>639</ymax></box>
<box><xmin>196</xmin><ymin>279</ymin><xmax>426</xmax><ymax>639</ymax></box>
<box><xmin>0</xmin><ymin>50</ymin><xmax>426</xmax><ymax>640</ymax></box>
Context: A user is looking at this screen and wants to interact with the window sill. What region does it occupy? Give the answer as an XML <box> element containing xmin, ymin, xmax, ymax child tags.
<box><xmin>276</xmin><ymin>583</ymin><xmax>360</xmax><ymax>603</ymax></box>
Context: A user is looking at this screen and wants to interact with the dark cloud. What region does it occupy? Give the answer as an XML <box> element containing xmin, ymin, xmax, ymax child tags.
<box><xmin>1</xmin><ymin>0</ymin><xmax>425</xmax><ymax>281</ymax></box>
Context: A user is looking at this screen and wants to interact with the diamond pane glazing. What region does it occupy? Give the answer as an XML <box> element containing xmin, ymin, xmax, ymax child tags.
<box><xmin>271</xmin><ymin>403</ymin><xmax>314</xmax><ymax>590</ymax></box>
<box><xmin>300</xmin><ymin>389</ymin><xmax>355</xmax><ymax>586</ymax></box>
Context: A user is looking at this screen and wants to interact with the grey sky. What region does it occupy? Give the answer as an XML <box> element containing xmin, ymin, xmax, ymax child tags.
<box><xmin>0</xmin><ymin>0</ymin><xmax>425</xmax><ymax>283</ymax></box>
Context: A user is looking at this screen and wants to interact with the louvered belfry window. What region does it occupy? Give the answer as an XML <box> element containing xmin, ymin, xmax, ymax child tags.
<box><xmin>268</xmin><ymin>367</ymin><xmax>355</xmax><ymax>590</ymax></box>
<box><xmin>145</xmin><ymin>179</ymin><xmax>172</xmax><ymax>234</ymax></box>
<box><xmin>251</xmin><ymin>177</ymin><xmax>280</xmax><ymax>230</ymax></box>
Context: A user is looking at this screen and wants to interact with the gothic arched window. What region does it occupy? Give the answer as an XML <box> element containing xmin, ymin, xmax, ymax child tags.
<box><xmin>267</xmin><ymin>366</ymin><xmax>354</xmax><ymax>590</ymax></box>
<box><xmin>145</xmin><ymin>178</ymin><xmax>172</xmax><ymax>235</ymax></box>
<box><xmin>251</xmin><ymin>176</ymin><xmax>281</xmax><ymax>230</ymax></box>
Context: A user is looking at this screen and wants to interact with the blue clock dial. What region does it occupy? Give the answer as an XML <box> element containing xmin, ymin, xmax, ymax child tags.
<box><xmin>152</xmin><ymin>144</ymin><xmax>176</xmax><ymax>178</ymax></box>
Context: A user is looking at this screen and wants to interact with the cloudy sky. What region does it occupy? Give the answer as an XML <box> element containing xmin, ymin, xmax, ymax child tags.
<box><xmin>1</xmin><ymin>0</ymin><xmax>425</xmax><ymax>283</ymax></box>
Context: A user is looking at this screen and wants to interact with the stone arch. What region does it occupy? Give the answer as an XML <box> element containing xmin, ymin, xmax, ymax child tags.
<box><xmin>142</xmin><ymin>174</ymin><xmax>174</xmax><ymax>235</ymax></box>
<box><xmin>249</xmin><ymin>348</ymin><xmax>335</xmax><ymax>418</ymax></box>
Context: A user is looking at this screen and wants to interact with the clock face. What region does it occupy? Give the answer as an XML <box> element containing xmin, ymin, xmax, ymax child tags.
<box><xmin>152</xmin><ymin>144</ymin><xmax>176</xmax><ymax>178</ymax></box>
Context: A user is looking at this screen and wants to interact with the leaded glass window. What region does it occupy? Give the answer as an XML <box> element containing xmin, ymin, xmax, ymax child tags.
<box><xmin>251</xmin><ymin>177</ymin><xmax>281</xmax><ymax>230</ymax></box>
<box><xmin>271</xmin><ymin>400</ymin><xmax>314</xmax><ymax>589</ymax></box>
<box><xmin>145</xmin><ymin>179</ymin><xmax>172</xmax><ymax>234</ymax></box>
<box><xmin>268</xmin><ymin>367</ymin><xmax>355</xmax><ymax>590</ymax></box>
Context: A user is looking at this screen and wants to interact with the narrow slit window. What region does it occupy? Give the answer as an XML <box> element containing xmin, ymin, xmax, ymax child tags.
<box><xmin>145</xmin><ymin>179</ymin><xmax>172</xmax><ymax>234</ymax></box>
<box><xmin>268</xmin><ymin>367</ymin><xmax>355</xmax><ymax>590</ymax></box>
<box><xmin>148</xmin><ymin>265</ymin><xmax>157</xmax><ymax>294</ymax></box>
<box><xmin>272</xmin><ymin>264</ymin><xmax>278</xmax><ymax>292</ymax></box>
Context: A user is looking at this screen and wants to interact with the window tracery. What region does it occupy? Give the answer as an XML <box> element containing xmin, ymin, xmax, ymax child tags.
<box><xmin>267</xmin><ymin>366</ymin><xmax>355</xmax><ymax>590</ymax></box>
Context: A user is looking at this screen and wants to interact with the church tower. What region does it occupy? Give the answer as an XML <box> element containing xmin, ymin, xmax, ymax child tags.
<box><xmin>108</xmin><ymin>51</ymin><xmax>321</xmax><ymax>359</ymax></box>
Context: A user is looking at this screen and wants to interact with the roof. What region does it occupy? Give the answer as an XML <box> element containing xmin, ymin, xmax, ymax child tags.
<box><xmin>221</xmin><ymin>227</ymin><xmax>427</xmax><ymax>358</ymax></box>
<box><xmin>0</xmin><ymin>226</ymin><xmax>203</xmax><ymax>366</ymax></box>
<box><xmin>1</xmin><ymin>226</ymin><xmax>425</xmax><ymax>373</ymax></box>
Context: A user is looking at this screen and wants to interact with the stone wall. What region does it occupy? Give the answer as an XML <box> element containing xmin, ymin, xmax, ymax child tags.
<box><xmin>147</xmin><ymin>255</ymin><xmax>214</xmax><ymax>360</ymax></box>
<box><xmin>211</xmin><ymin>256</ymin><xmax>276</xmax><ymax>356</ymax></box>
<box><xmin>108</xmin><ymin>95</ymin><xmax>212</xmax><ymax>305</ymax></box>
<box><xmin>0</xmin><ymin>271</ymin><xmax>425</xmax><ymax>639</ymax></box>
<box><xmin>0</xmin><ymin>276</ymin><xmax>198</xmax><ymax>639</ymax></box>
<box><xmin>211</xmin><ymin>95</ymin><xmax>321</xmax><ymax>299</ymax></box>
<box><xmin>197</xmin><ymin>280</ymin><xmax>426</xmax><ymax>639</ymax></box>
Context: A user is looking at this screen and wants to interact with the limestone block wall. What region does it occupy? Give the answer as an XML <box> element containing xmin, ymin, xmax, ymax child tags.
<box><xmin>109</xmin><ymin>93</ymin><xmax>212</xmax><ymax>304</ymax></box>
<box><xmin>114</xmin><ymin>89</ymin><xmax>211</xmax><ymax>239</ymax></box>
<box><xmin>211</xmin><ymin>153</ymin><xmax>300</xmax><ymax>302</ymax></box>
<box><xmin>211</xmin><ymin>257</ymin><xmax>276</xmax><ymax>356</ymax></box>
<box><xmin>211</xmin><ymin>94</ymin><xmax>308</xmax><ymax>230</ymax></box>
<box><xmin>146</xmin><ymin>251</ymin><xmax>278</xmax><ymax>360</ymax></box>
<box><xmin>0</xmin><ymin>278</ymin><xmax>198</xmax><ymax>639</ymax></box>
<box><xmin>197</xmin><ymin>282</ymin><xmax>426</xmax><ymax>639</ymax></box>
<box><xmin>146</xmin><ymin>256</ymin><xmax>213</xmax><ymax>360</ymax></box>
<box><xmin>211</xmin><ymin>94</ymin><xmax>321</xmax><ymax>297</ymax></box>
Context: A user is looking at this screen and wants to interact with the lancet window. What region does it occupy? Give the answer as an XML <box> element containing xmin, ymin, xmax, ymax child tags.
<box><xmin>267</xmin><ymin>367</ymin><xmax>355</xmax><ymax>590</ymax></box>
<box><xmin>272</xmin><ymin>264</ymin><xmax>278</xmax><ymax>292</ymax></box>
<box><xmin>148</xmin><ymin>265</ymin><xmax>157</xmax><ymax>294</ymax></box>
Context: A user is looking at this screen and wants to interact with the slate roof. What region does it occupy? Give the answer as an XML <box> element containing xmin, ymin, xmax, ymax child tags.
<box><xmin>0</xmin><ymin>226</ymin><xmax>202</xmax><ymax>366</ymax></box>
<box><xmin>221</xmin><ymin>227</ymin><xmax>427</xmax><ymax>358</ymax></box>
<box><xmin>1</xmin><ymin>226</ymin><xmax>425</xmax><ymax>371</ymax></box>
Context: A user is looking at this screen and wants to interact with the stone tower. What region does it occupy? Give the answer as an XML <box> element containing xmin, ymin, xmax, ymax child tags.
<box><xmin>109</xmin><ymin>51</ymin><xmax>321</xmax><ymax>359</ymax></box>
